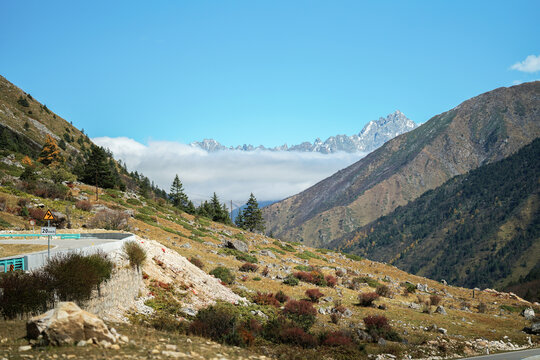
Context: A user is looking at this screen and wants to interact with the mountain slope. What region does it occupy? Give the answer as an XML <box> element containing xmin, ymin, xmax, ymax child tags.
<box><xmin>0</xmin><ymin>75</ymin><xmax>88</xmax><ymax>160</ymax></box>
<box><xmin>191</xmin><ymin>110</ymin><xmax>417</xmax><ymax>154</ymax></box>
<box><xmin>263</xmin><ymin>82</ymin><xmax>540</xmax><ymax>247</ymax></box>
<box><xmin>331</xmin><ymin>137</ymin><xmax>540</xmax><ymax>295</ymax></box>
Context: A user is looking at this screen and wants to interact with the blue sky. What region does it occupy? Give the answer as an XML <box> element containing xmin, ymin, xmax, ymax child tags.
<box><xmin>1</xmin><ymin>1</ymin><xmax>539</xmax><ymax>148</ymax></box>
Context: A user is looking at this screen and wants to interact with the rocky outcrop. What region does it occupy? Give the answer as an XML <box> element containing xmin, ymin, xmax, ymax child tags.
<box><xmin>26</xmin><ymin>302</ymin><xmax>117</xmax><ymax>346</ymax></box>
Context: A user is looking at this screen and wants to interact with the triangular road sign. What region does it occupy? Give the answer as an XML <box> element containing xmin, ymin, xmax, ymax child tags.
<box><xmin>43</xmin><ymin>209</ymin><xmax>55</xmax><ymax>220</ymax></box>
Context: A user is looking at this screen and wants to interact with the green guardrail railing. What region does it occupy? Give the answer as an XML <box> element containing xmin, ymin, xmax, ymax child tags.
<box><xmin>0</xmin><ymin>234</ymin><xmax>81</xmax><ymax>240</ymax></box>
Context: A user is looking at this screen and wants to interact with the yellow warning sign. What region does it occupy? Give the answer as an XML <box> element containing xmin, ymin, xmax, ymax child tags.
<box><xmin>43</xmin><ymin>209</ymin><xmax>55</xmax><ymax>221</ymax></box>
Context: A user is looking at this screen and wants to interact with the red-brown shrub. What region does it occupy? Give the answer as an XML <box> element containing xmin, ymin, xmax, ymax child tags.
<box><xmin>262</xmin><ymin>266</ymin><xmax>270</xmax><ymax>276</ymax></box>
<box><xmin>294</xmin><ymin>270</ymin><xmax>327</xmax><ymax>286</ymax></box>
<box><xmin>358</xmin><ymin>292</ymin><xmax>380</xmax><ymax>306</ymax></box>
<box><xmin>330</xmin><ymin>312</ymin><xmax>341</xmax><ymax>324</ymax></box>
<box><xmin>305</xmin><ymin>288</ymin><xmax>324</xmax><ymax>303</ymax></box>
<box><xmin>335</xmin><ymin>269</ymin><xmax>344</xmax><ymax>277</ymax></box>
<box><xmin>321</xmin><ymin>331</ymin><xmax>353</xmax><ymax>346</ymax></box>
<box><xmin>325</xmin><ymin>275</ymin><xmax>337</xmax><ymax>287</ymax></box>
<box><xmin>75</xmin><ymin>200</ymin><xmax>93</xmax><ymax>211</ymax></box>
<box><xmin>253</xmin><ymin>292</ymin><xmax>280</xmax><ymax>307</ymax></box>
<box><xmin>275</xmin><ymin>290</ymin><xmax>289</xmax><ymax>303</ymax></box>
<box><xmin>279</xmin><ymin>326</ymin><xmax>317</xmax><ymax>348</ymax></box>
<box><xmin>430</xmin><ymin>295</ymin><xmax>442</xmax><ymax>306</ymax></box>
<box><xmin>363</xmin><ymin>314</ymin><xmax>401</xmax><ymax>342</ymax></box>
<box><xmin>190</xmin><ymin>257</ymin><xmax>204</xmax><ymax>269</ymax></box>
<box><xmin>363</xmin><ymin>314</ymin><xmax>389</xmax><ymax>329</ymax></box>
<box><xmin>239</xmin><ymin>262</ymin><xmax>258</xmax><ymax>272</ymax></box>
<box><xmin>283</xmin><ymin>300</ymin><xmax>317</xmax><ymax>330</ymax></box>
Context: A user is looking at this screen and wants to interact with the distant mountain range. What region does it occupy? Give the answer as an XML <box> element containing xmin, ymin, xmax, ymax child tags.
<box><xmin>190</xmin><ymin>110</ymin><xmax>417</xmax><ymax>154</ymax></box>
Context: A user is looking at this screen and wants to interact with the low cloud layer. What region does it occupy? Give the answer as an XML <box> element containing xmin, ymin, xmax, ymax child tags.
<box><xmin>510</xmin><ymin>54</ymin><xmax>540</xmax><ymax>73</ymax></box>
<box><xmin>93</xmin><ymin>137</ymin><xmax>365</xmax><ymax>205</ymax></box>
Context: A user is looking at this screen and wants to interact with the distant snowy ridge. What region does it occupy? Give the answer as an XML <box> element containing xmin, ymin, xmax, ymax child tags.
<box><xmin>190</xmin><ymin>110</ymin><xmax>417</xmax><ymax>154</ymax></box>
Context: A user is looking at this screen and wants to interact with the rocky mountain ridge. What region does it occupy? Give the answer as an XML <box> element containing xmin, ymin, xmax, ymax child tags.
<box><xmin>262</xmin><ymin>81</ymin><xmax>540</xmax><ymax>252</ymax></box>
<box><xmin>191</xmin><ymin>110</ymin><xmax>417</xmax><ymax>154</ymax></box>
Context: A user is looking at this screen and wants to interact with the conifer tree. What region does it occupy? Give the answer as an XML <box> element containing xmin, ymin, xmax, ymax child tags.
<box><xmin>38</xmin><ymin>135</ymin><xmax>64</xmax><ymax>165</ymax></box>
<box><xmin>237</xmin><ymin>193</ymin><xmax>265</xmax><ymax>232</ymax></box>
<box><xmin>80</xmin><ymin>144</ymin><xmax>118</xmax><ymax>189</ymax></box>
<box><xmin>170</xmin><ymin>174</ymin><xmax>189</xmax><ymax>210</ymax></box>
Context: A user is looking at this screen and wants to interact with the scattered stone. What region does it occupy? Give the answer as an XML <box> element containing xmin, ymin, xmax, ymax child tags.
<box><xmin>165</xmin><ymin>344</ymin><xmax>178</xmax><ymax>351</ymax></box>
<box><xmin>223</xmin><ymin>239</ymin><xmax>249</xmax><ymax>253</ymax></box>
<box><xmin>76</xmin><ymin>340</ymin><xmax>86</xmax><ymax>347</ymax></box>
<box><xmin>408</xmin><ymin>302</ymin><xmax>421</xmax><ymax>310</ymax></box>
<box><xmin>378</xmin><ymin>337</ymin><xmax>387</xmax><ymax>346</ymax></box>
<box><xmin>260</xmin><ymin>250</ymin><xmax>276</xmax><ymax>259</ymax></box>
<box><xmin>342</xmin><ymin>309</ymin><xmax>353</xmax><ymax>318</ymax></box>
<box><xmin>523</xmin><ymin>322</ymin><xmax>540</xmax><ymax>335</ymax></box>
<box><xmin>162</xmin><ymin>351</ymin><xmax>185</xmax><ymax>358</ymax></box>
<box><xmin>180</xmin><ymin>243</ymin><xmax>192</xmax><ymax>249</ymax></box>
<box><xmin>522</xmin><ymin>308</ymin><xmax>535</xmax><ymax>320</ymax></box>
<box><xmin>110</xmin><ymin>344</ymin><xmax>120</xmax><ymax>350</ymax></box>
<box><xmin>438</xmin><ymin>328</ymin><xmax>448</xmax><ymax>335</ymax></box>
<box><xmin>436</xmin><ymin>306</ymin><xmax>447</xmax><ymax>315</ymax></box>
<box><xmin>416</xmin><ymin>283</ymin><xmax>428</xmax><ymax>292</ymax></box>
<box><xmin>181</xmin><ymin>307</ymin><xmax>198</xmax><ymax>317</ymax></box>
<box><xmin>18</xmin><ymin>345</ymin><xmax>32</xmax><ymax>352</ymax></box>
<box><xmin>26</xmin><ymin>302</ymin><xmax>117</xmax><ymax>346</ymax></box>
<box><xmin>441</xmin><ymin>279</ymin><xmax>447</xmax><ymax>285</ymax></box>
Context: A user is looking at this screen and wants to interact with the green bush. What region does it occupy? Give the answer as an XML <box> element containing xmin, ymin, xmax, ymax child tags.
<box><xmin>283</xmin><ymin>300</ymin><xmax>317</xmax><ymax>331</ymax></box>
<box><xmin>210</xmin><ymin>267</ymin><xmax>235</xmax><ymax>285</ymax></box>
<box><xmin>44</xmin><ymin>252</ymin><xmax>113</xmax><ymax>302</ymax></box>
<box><xmin>283</xmin><ymin>274</ymin><xmax>299</xmax><ymax>286</ymax></box>
<box><xmin>344</xmin><ymin>253</ymin><xmax>363</xmax><ymax>262</ymax></box>
<box><xmin>0</xmin><ymin>270</ymin><xmax>54</xmax><ymax>319</ymax></box>
<box><xmin>219</xmin><ymin>248</ymin><xmax>258</xmax><ymax>263</ymax></box>
<box><xmin>126</xmin><ymin>198</ymin><xmax>142</xmax><ymax>206</ymax></box>
<box><xmin>122</xmin><ymin>241</ymin><xmax>147</xmax><ymax>272</ymax></box>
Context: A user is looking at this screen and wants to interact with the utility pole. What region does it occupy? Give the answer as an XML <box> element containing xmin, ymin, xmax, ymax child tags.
<box><xmin>230</xmin><ymin>200</ymin><xmax>233</xmax><ymax>221</ymax></box>
<box><xmin>95</xmin><ymin>170</ymin><xmax>98</xmax><ymax>201</ymax></box>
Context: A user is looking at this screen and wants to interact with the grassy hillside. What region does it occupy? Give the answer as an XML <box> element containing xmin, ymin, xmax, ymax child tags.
<box><xmin>263</xmin><ymin>82</ymin><xmax>540</xmax><ymax>248</ymax></box>
<box><xmin>332</xmin><ymin>138</ymin><xmax>540</xmax><ymax>299</ymax></box>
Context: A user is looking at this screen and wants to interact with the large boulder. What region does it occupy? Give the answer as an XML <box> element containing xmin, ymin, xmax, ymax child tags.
<box><xmin>522</xmin><ymin>308</ymin><xmax>535</xmax><ymax>320</ymax></box>
<box><xmin>223</xmin><ymin>239</ymin><xmax>249</xmax><ymax>253</ymax></box>
<box><xmin>27</xmin><ymin>302</ymin><xmax>117</xmax><ymax>346</ymax></box>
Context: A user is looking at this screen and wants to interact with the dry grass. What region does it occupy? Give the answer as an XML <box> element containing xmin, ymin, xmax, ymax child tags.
<box><xmin>0</xmin><ymin>244</ymin><xmax>49</xmax><ymax>258</ymax></box>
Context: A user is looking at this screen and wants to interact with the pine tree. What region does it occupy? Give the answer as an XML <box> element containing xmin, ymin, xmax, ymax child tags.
<box><xmin>38</xmin><ymin>135</ymin><xmax>64</xmax><ymax>165</ymax></box>
<box><xmin>80</xmin><ymin>145</ymin><xmax>118</xmax><ymax>189</ymax></box>
<box><xmin>170</xmin><ymin>175</ymin><xmax>189</xmax><ymax>210</ymax></box>
<box><xmin>237</xmin><ymin>193</ymin><xmax>265</xmax><ymax>233</ymax></box>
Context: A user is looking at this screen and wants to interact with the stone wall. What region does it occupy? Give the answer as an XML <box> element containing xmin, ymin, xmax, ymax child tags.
<box><xmin>82</xmin><ymin>266</ymin><xmax>144</xmax><ymax>322</ymax></box>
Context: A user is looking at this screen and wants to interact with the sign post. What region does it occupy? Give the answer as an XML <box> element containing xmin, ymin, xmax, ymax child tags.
<box><xmin>42</xmin><ymin>210</ymin><xmax>56</xmax><ymax>259</ymax></box>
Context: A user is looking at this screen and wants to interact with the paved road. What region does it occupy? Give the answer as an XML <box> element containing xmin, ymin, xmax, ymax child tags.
<box><xmin>0</xmin><ymin>237</ymin><xmax>119</xmax><ymax>257</ymax></box>
<box><xmin>461</xmin><ymin>348</ymin><xmax>540</xmax><ymax>360</ymax></box>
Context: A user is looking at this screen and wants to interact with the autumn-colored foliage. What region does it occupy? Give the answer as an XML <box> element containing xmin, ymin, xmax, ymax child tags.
<box><xmin>21</xmin><ymin>156</ymin><xmax>33</xmax><ymax>166</ymax></box>
<box><xmin>305</xmin><ymin>288</ymin><xmax>324</xmax><ymax>302</ymax></box>
<box><xmin>38</xmin><ymin>135</ymin><xmax>63</xmax><ymax>165</ymax></box>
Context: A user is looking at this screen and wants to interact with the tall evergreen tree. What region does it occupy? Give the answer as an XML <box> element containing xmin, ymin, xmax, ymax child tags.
<box><xmin>170</xmin><ymin>174</ymin><xmax>189</xmax><ymax>210</ymax></box>
<box><xmin>237</xmin><ymin>193</ymin><xmax>265</xmax><ymax>232</ymax></box>
<box><xmin>80</xmin><ymin>145</ymin><xmax>118</xmax><ymax>189</ymax></box>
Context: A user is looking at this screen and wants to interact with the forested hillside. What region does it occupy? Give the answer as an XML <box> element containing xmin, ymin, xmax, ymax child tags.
<box><xmin>333</xmin><ymin>138</ymin><xmax>540</xmax><ymax>300</ymax></box>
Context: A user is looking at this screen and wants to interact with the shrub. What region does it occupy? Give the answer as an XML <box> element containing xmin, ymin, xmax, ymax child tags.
<box><xmin>294</xmin><ymin>265</ymin><xmax>312</xmax><ymax>272</ymax></box>
<box><xmin>283</xmin><ymin>274</ymin><xmax>299</xmax><ymax>286</ymax></box>
<box><xmin>253</xmin><ymin>276</ymin><xmax>261</xmax><ymax>281</ymax></box>
<box><xmin>330</xmin><ymin>312</ymin><xmax>341</xmax><ymax>324</ymax></box>
<box><xmin>275</xmin><ymin>290</ymin><xmax>289</xmax><ymax>303</ymax></box>
<box><xmin>0</xmin><ymin>270</ymin><xmax>54</xmax><ymax>319</ymax></box>
<box><xmin>189</xmin><ymin>303</ymin><xmax>238</xmax><ymax>344</ymax></box>
<box><xmin>305</xmin><ymin>288</ymin><xmax>324</xmax><ymax>303</ymax></box>
<box><xmin>122</xmin><ymin>241</ymin><xmax>147</xmax><ymax>272</ymax></box>
<box><xmin>262</xmin><ymin>266</ymin><xmax>270</xmax><ymax>277</ymax></box>
<box><xmin>402</xmin><ymin>282</ymin><xmax>416</xmax><ymax>294</ymax></box>
<box><xmin>279</xmin><ymin>326</ymin><xmax>317</xmax><ymax>348</ymax></box>
<box><xmin>283</xmin><ymin>300</ymin><xmax>317</xmax><ymax>330</ymax></box>
<box><xmin>190</xmin><ymin>257</ymin><xmax>204</xmax><ymax>269</ymax></box>
<box><xmin>358</xmin><ymin>292</ymin><xmax>379</xmax><ymax>307</ymax></box>
<box><xmin>335</xmin><ymin>269</ymin><xmax>345</xmax><ymax>277</ymax></box>
<box><xmin>44</xmin><ymin>252</ymin><xmax>113</xmax><ymax>303</ymax></box>
<box><xmin>210</xmin><ymin>267</ymin><xmax>235</xmax><ymax>285</ymax></box>
<box><xmin>376</xmin><ymin>285</ymin><xmax>392</xmax><ymax>298</ymax></box>
<box><xmin>354</xmin><ymin>276</ymin><xmax>380</xmax><ymax>288</ymax></box>
<box><xmin>477</xmin><ymin>303</ymin><xmax>488</xmax><ymax>313</ymax></box>
<box><xmin>88</xmin><ymin>209</ymin><xmax>129</xmax><ymax>230</ymax></box>
<box><xmin>430</xmin><ymin>294</ymin><xmax>442</xmax><ymax>307</ymax></box>
<box><xmin>321</xmin><ymin>331</ymin><xmax>353</xmax><ymax>346</ymax></box>
<box><xmin>253</xmin><ymin>292</ymin><xmax>280</xmax><ymax>307</ymax></box>
<box><xmin>0</xmin><ymin>196</ymin><xmax>6</xmax><ymax>211</ymax></box>
<box><xmin>75</xmin><ymin>200</ymin><xmax>93</xmax><ymax>211</ymax></box>
<box><xmin>294</xmin><ymin>270</ymin><xmax>327</xmax><ymax>286</ymax></box>
<box><xmin>363</xmin><ymin>315</ymin><xmax>401</xmax><ymax>342</ymax></box>
<box><xmin>31</xmin><ymin>182</ymin><xmax>70</xmax><ymax>200</ymax></box>
<box><xmin>239</xmin><ymin>262</ymin><xmax>258</xmax><ymax>272</ymax></box>
<box><xmin>219</xmin><ymin>248</ymin><xmax>258</xmax><ymax>263</ymax></box>
<box><xmin>325</xmin><ymin>275</ymin><xmax>337</xmax><ymax>288</ymax></box>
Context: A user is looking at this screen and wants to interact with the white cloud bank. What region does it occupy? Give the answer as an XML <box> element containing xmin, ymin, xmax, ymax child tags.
<box><xmin>93</xmin><ymin>137</ymin><xmax>365</xmax><ymax>205</ymax></box>
<box><xmin>510</xmin><ymin>54</ymin><xmax>540</xmax><ymax>73</ymax></box>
